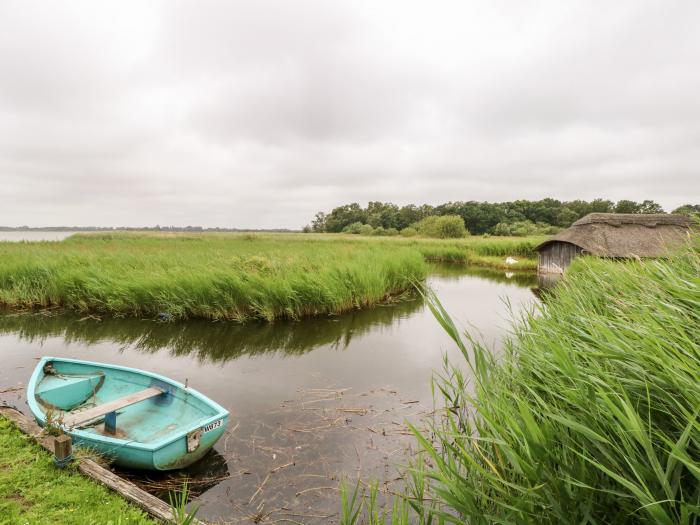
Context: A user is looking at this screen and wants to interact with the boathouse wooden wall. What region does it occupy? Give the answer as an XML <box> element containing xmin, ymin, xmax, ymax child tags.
<box><xmin>538</xmin><ymin>241</ymin><xmax>583</xmax><ymax>273</ymax></box>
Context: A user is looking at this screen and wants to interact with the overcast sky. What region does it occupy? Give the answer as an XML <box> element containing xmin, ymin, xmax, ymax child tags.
<box><xmin>0</xmin><ymin>1</ymin><xmax>698</xmax><ymax>228</ymax></box>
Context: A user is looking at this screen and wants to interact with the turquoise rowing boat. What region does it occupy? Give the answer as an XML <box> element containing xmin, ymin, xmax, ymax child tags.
<box><xmin>28</xmin><ymin>357</ymin><xmax>229</xmax><ymax>470</ymax></box>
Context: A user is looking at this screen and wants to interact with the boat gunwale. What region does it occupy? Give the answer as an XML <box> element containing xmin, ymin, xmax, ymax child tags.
<box><xmin>27</xmin><ymin>356</ymin><xmax>229</xmax><ymax>453</ymax></box>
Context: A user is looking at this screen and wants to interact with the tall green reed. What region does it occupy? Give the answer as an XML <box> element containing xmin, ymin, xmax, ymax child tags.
<box><xmin>343</xmin><ymin>248</ymin><xmax>699</xmax><ymax>524</ymax></box>
<box><xmin>0</xmin><ymin>234</ymin><xmax>426</xmax><ymax>321</ymax></box>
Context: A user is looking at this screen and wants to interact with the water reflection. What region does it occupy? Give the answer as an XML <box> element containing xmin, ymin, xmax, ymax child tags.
<box><xmin>0</xmin><ymin>297</ymin><xmax>423</xmax><ymax>363</ymax></box>
<box><xmin>536</xmin><ymin>271</ymin><xmax>562</xmax><ymax>291</ymax></box>
<box><xmin>429</xmin><ymin>263</ymin><xmax>538</xmax><ymax>287</ymax></box>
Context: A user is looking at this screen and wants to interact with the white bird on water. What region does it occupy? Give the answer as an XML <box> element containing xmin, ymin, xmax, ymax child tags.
<box><xmin>505</xmin><ymin>256</ymin><xmax>518</xmax><ymax>265</ymax></box>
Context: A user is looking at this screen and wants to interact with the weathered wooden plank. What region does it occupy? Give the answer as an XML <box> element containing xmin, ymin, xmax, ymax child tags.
<box><xmin>62</xmin><ymin>387</ymin><xmax>162</xmax><ymax>428</ymax></box>
<box><xmin>0</xmin><ymin>407</ymin><xmax>198</xmax><ymax>524</ymax></box>
<box><xmin>77</xmin><ymin>460</ymin><xmax>176</xmax><ymax>522</ymax></box>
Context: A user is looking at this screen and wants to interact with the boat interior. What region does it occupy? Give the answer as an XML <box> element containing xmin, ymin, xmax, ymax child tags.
<box><xmin>34</xmin><ymin>359</ymin><xmax>218</xmax><ymax>444</ymax></box>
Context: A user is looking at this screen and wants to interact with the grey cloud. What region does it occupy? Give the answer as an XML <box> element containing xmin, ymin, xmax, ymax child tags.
<box><xmin>0</xmin><ymin>0</ymin><xmax>698</xmax><ymax>229</ymax></box>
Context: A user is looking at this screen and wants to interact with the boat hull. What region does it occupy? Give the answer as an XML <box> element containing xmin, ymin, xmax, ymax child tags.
<box><xmin>63</xmin><ymin>416</ymin><xmax>228</xmax><ymax>470</ymax></box>
<box><xmin>28</xmin><ymin>357</ymin><xmax>230</xmax><ymax>471</ymax></box>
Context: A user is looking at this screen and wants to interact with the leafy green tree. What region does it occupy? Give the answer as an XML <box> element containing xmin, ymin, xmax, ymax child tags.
<box><xmin>324</xmin><ymin>203</ymin><xmax>367</xmax><ymax>232</ymax></box>
<box><xmin>415</xmin><ymin>215</ymin><xmax>468</xmax><ymax>238</ymax></box>
<box><xmin>521</xmin><ymin>198</ymin><xmax>563</xmax><ymax>225</ymax></box>
<box><xmin>614</xmin><ymin>200</ymin><xmax>642</xmax><ymax>214</ymax></box>
<box><xmin>311</xmin><ymin>212</ymin><xmax>327</xmax><ymax>232</ymax></box>
<box><xmin>492</xmin><ymin>220</ymin><xmax>559</xmax><ymax>236</ymax></box>
<box><xmin>437</xmin><ymin>201</ymin><xmax>505</xmax><ymax>235</ymax></box>
<box><xmin>311</xmin><ymin>198</ymin><xmax>672</xmax><ymax>236</ymax></box>
<box><xmin>397</xmin><ymin>205</ymin><xmax>431</xmax><ymax>229</ymax></box>
<box><xmin>673</xmin><ymin>204</ymin><xmax>700</xmax><ymax>216</ymax></box>
<box><xmin>565</xmin><ymin>198</ymin><xmax>614</xmax><ymax>218</ymax></box>
<box><xmin>358</xmin><ymin>224</ymin><xmax>374</xmax><ymax>235</ymax></box>
<box><xmin>588</xmin><ymin>198</ymin><xmax>615</xmax><ymax>213</ymax></box>
<box><xmin>638</xmin><ymin>200</ymin><xmax>665</xmax><ymax>214</ymax></box>
<box><xmin>672</xmin><ymin>204</ymin><xmax>700</xmax><ymax>224</ymax></box>
<box><xmin>554</xmin><ymin>207</ymin><xmax>579</xmax><ymax>227</ymax></box>
<box><xmin>366</xmin><ymin>202</ymin><xmax>400</xmax><ymax>229</ymax></box>
<box><xmin>342</xmin><ymin>222</ymin><xmax>364</xmax><ymax>234</ymax></box>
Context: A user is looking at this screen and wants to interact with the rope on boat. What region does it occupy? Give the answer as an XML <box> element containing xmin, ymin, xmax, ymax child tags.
<box><xmin>43</xmin><ymin>361</ymin><xmax>105</xmax><ymax>381</ymax></box>
<box><xmin>53</xmin><ymin>452</ymin><xmax>73</xmax><ymax>468</ymax></box>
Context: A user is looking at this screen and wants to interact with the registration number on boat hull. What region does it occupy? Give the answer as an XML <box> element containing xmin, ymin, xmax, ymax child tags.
<box><xmin>202</xmin><ymin>419</ymin><xmax>223</xmax><ymax>433</ymax></box>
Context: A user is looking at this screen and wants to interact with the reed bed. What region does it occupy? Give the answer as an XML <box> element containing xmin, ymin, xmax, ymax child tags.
<box><xmin>343</xmin><ymin>248</ymin><xmax>700</xmax><ymax>524</ymax></box>
<box><xmin>0</xmin><ymin>232</ymin><xmax>538</xmax><ymax>321</ymax></box>
<box><xmin>0</xmin><ymin>233</ymin><xmax>425</xmax><ymax>321</ymax></box>
<box><xmin>404</xmin><ymin>236</ymin><xmax>542</xmax><ymax>269</ymax></box>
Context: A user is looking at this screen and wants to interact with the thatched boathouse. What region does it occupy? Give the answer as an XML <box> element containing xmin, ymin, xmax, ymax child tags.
<box><xmin>536</xmin><ymin>213</ymin><xmax>693</xmax><ymax>273</ymax></box>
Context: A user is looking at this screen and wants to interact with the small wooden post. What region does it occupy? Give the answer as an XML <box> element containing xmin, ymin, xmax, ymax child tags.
<box><xmin>104</xmin><ymin>411</ymin><xmax>117</xmax><ymax>435</ymax></box>
<box><xmin>53</xmin><ymin>434</ymin><xmax>72</xmax><ymax>467</ymax></box>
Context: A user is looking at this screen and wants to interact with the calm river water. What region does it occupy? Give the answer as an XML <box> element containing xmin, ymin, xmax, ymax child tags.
<box><xmin>0</xmin><ymin>262</ymin><xmax>538</xmax><ymax>523</ymax></box>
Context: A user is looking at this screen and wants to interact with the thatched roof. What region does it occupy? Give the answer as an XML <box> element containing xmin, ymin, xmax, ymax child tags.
<box><xmin>536</xmin><ymin>213</ymin><xmax>694</xmax><ymax>258</ymax></box>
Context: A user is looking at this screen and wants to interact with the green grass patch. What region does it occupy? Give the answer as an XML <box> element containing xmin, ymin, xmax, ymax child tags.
<box><xmin>0</xmin><ymin>232</ymin><xmax>539</xmax><ymax>321</ymax></box>
<box><xmin>343</xmin><ymin>247</ymin><xmax>700</xmax><ymax>524</ymax></box>
<box><xmin>0</xmin><ymin>417</ymin><xmax>155</xmax><ymax>525</ymax></box>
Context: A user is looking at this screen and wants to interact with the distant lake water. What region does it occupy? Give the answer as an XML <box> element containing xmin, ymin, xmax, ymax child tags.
<box><xmin>0</xmin><ymin>231</ymin><xmax>78</xmax><ymax>242</ymax></box>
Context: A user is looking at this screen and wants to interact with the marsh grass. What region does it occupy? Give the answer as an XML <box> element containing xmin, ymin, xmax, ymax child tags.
<box><xmin>404</xmin><ymin>236</ymin><xmax>542</xmax><ymax>269</ymax></box>
<box><xmin>0</xmin><ymin>232</ymin><xmax>538</xmax><ymax>321</ymax></box>
<box><xmin>343</xmin><ymin>248</ymin><xmax>700</xmax><ymax>524</ymax></box>
<box><xmin>0</xmin><ymin>233</ymin><xmax>426</xmax><ymax>321</ymax></box>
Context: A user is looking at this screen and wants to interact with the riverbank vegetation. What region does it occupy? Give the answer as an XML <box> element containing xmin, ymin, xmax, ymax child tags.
<box><xmin>0</xmin><ymin>233</ymin><xmax>426</xmax><ymax>321</ymax></box>
<box><xmin>309</xmin><ymin>198</ymin><xmax>698</xmax><ymax>235</ymax></box>
<box><xmin>0</xmin><ymin>233</ymin><xmax>539</xmax><ymax>321</ymax></box>
<box><xmin>343</xmin><ymin>246</ymin><xmax>700</xmax><ymax>524</ymax></box>
<box><xmin>341</xmin><ymin>215</ymin><xmax>470</xmax><ymax>239</ymax></box>
<box><xmin>0</xmin><ymin>416</ymin><xmax>155</xmax><ymax>524</ymax></box>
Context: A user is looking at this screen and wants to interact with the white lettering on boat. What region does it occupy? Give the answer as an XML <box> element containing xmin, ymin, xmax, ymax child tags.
<box><xmin>202</xmin><ymin>419</ymin><xmax>222</xmax><ymax>433</ymax></box>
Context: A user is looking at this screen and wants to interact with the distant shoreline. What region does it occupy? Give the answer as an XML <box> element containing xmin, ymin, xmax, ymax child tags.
<box><xmin>0</xmin><ymin>227</ymin><xmax>299</xmax><ymax>233</ymax></box>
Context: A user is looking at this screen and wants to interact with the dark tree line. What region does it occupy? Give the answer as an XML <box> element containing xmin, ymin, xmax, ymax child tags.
<box><xmin>309</xmin><ymin>199</ymin><xmax>696</xmax><ymax>235</ymax></box>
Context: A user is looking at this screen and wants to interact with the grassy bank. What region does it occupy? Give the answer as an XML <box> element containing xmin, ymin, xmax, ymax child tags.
<box><xmin>0</xmin><ymin>233</ymin><xmax>538</xmax><ymax>321</ymax></box>
<box><xmin>0</xmin><ymin>416</ymin><xmax>155</xmax><ymax>524</ymax></box>
<box><xmin>345</xmin><ymin>248</ymin><xmax>700</xmax><ymax>524</ymax></box>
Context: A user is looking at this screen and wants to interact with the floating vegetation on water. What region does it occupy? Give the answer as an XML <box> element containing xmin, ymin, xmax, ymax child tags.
<box><xmin>119</xmin><ymin>384</ymin><xmax>434</xmax><ymax>524</ymax></box>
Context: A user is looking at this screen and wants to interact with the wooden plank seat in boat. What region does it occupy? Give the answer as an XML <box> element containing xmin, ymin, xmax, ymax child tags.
<box><xmin>63</xmin><ymin>387</ymin><xmax>163</xmax><ymax>429</ymax></box>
